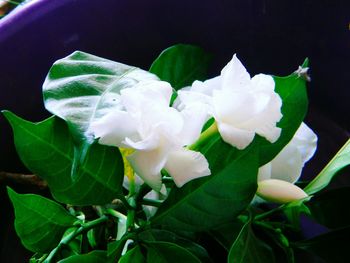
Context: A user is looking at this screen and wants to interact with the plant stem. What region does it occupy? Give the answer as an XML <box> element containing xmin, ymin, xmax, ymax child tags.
<box><xmin>142</xmin><ymin>198</ymin><xmax>163</xmax><ymax>207</ymax></box>
<box><xmin>42</xmin><ymin>216</ymin><xmax>108</xmax><ymax>263</ymax></box>
<box><xmin>188</xmin><ymin>122</ymin><xmax>218</xmax><ymax>151</ymax></box>
<box><xmin>254</xmin><ymin>204</ymin><xmax>285</xmax><ymax>221</ymax></box>
<box><xmin>105</xmin><ymin>208</ymin><xmax>127</xmax><ymax>222</ymax></box>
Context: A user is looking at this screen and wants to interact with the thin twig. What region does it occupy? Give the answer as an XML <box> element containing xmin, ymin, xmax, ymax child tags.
<box><xmin>0</xmin><ymin>171</ymin><xmax>47</xmax><ymax>189</ymax></box>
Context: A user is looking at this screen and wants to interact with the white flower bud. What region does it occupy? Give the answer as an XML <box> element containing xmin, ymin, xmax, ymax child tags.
<box><xmin>256</xmin><ymin>179</ymin><xmax>308</xmax><ymax>204</ymax></box>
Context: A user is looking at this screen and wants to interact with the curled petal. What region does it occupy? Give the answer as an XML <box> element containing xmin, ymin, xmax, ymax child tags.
<box><xmin>217</xmin><ymin>122</ymin><xmax>255</xmax><ymax>150</ymax></box>
<box><xmin>293</xmin><ymin>122</ymin><xmax>318</xmax><ymax>163</ymax></box>
<box><xmin>127</xmin><ymin>147</ymin><xmax>168</xmax><ymax>191</ymax></box>
<box><xmin>251</xmin><ymin>74</ymin><xmax>276</xmax><ymax>93</ymax></box>
<box><xmin>257</xmin><ymin>163</ymin><xmax>272</xmax><ymax>181</ymax></box>
<box><xmin>164</xmin><ymin>148</ymin><xmax>211</xmax><ymax>187</ymax></box>
<box><xmin>88</xmin><ymin>111</ymin><xmax>139</xmax><ymax>148</ymax></box>
<box><xmin>212</xmin><ymin>89</ymin><xmax>258</xmax><ymax>125</ymax></box>
<box><xmin>121</xmin><ymin>80</ymin><xmax>172</xmax><ymax>113</ymax></box>
<box><xmin>178</xmin><ymin>103</ymin><xmax>210</xmax><ymax>145</ymax></box>
<box><xmin>269</xmin><ymin>145</ymin><xmax>303</xmax><ymax>183</ymax></box>
<box><xmin>191</xmin><ymin>76</ymin><xmax>221</xmax><ymax>95</ymax></box>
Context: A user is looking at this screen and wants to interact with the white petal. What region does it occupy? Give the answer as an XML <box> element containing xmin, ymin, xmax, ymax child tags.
<box><xmin>251</xmin><ymin>74</ymin><xmax>275</xmax><ymax>93</ymax></box>
<box><xmin>127</xmin><ymin>147</ymin><xmax>168</xmax><ymax>191</ymax></box>
<box><xmin>88</xmin><ymin>111</ymin><xmax>139</xmax><ymax>147</ymax></box>
<box><xmin>124</xmin><ymin>129</ymin><xmax>160</xmax><ymax>151</ymax></box>
<box><xmin>292</xmin><ymin>122</ymin><xmax>318</xmax><ymax>163</ymax></box>
<box><xmin>191</xmin><ymin>76</ymin><xmax>221</xmax><ymax>95</ymax></box>
<box><xmin>221</xmin><ymin>54</ymin><xmax>251</xmax><ymax>90</ymax></box>
<box><xmin>270</xmin><ymin>145</ymin><xmax>303</xmax><ymax>183</ymax></box>
<box><xmin>176</xmin><ymin>90</ymin><xmax>213</xmax><ymax>112</ymax></box>
<box><xmin>121</xmin><ymin>80</ymin><xmax>172</xmax><ymax>113</ymax></box>
<box><xmin>212</xmin><ymin>89</ymin><xmax>258</xmax><ymax>125</ymax></box>
<box><xmin>178</xmin><ymin>103</ymin><xmax>210</xmax><ymax>145</ymax></box>
<box><xmin>257</xmin><ymin>163</ymin><xmax>272</xmax><ymax>181</ymax></box>
<box><xmin>164</xmin><ymin>148</ymin><xmax>211</xmax><ymax>187</ymax></box>
<box><xmin>217</xmin><ymin>122</ymin><xmax>255</xmax><ymax>149</ymax></box>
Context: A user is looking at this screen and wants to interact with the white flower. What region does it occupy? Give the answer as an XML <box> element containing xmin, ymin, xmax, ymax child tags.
<box><xmin>258</xmin><ymin>122</ymin><xmax>318</xmax><ymax>183</ymax></box>
<box><xmin>176</xmin><ymin>54</ymin><xmax>283</xmax><ymax>150</ymax></box>
<box><xmin>255</xmin><ymin>122</ymin><xmax>317</xmax><ymax>204</ymax></box>
<box><xmin>88</xmin><ymin>80</ymin><xmax>211</xmax><ymax>191</ymax></box>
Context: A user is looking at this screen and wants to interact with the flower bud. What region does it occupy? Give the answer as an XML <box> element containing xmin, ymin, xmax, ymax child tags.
<box><xmin>256</xmin><ymin>179</ymin><xmax>308</xmax><ymax>204</ymax></box>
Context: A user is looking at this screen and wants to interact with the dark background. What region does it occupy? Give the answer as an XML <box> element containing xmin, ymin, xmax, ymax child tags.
<box><xmin>0</xmin><ymin>0</ymin><xmax>349</xmax><ymax>262</ymax></box>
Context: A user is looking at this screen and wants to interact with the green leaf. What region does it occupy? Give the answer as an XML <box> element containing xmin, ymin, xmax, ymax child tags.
<box><xmin>228</xmin><ymin>221</ymin><xmax>275</xmax><ymax>263</ymax></box>
<box><xmin>210</xmin><ymin>220</ymin><xmax>245</xmax><ymax>250</ymax></box>
<box><xmin>42</xmin><ymin>51</ymin><xmax>158</xmax><ymax>143</ymax></box>
<box><xmin>307</xmin><ymin>186</ymin><xmax>350</xmax><ymax>229</ymax></box>
<box><xmin>149</xmin><ymin>44</ymin><xmax>212</xmax><ymax>90</ymax></box>
<box><xmin>304</xmin><ymin>138</ymin><xmax>350</xmax><ymax>195</ymax></box>
<box><xmin>138</xmin><ymin>229</ymin><xmax>212</xmax><ymax>262</ymax></box>
<box><xmin>7</xmin><ymin>187</ymin><xmax>77</xmax><ymax>253</ymax></box>
<box><xmin>259</xmin><ymin>60</ymin><xmax>309</xmax><ymax>165</ymax></box>
<box><xmin>145</xmin><ymin>241</ymin><xmax>201</xmax><ymax>263</ymax></box>
<box><xmin>3</xmin><ymin>111</ymin><xmax>124</xmax><ymax>205</ymax></box>
<box><xmin>119</xmin><ymin>246</ymin><xmax>145</xmax><ymax>263</ymax></box>
<box><xmin>58</xmin><ymin>250</ymin><xmax>107</xmax><ymax>263</ymax></box>
<box><xmin>293</xmin><ymin>226</ymin><xmax>350</xmax><ymax>263</ymax></box>
<box><xmin>151</xmin><ymin>147</ymin><xmax>259</xmax><ymax>231</ymax></box>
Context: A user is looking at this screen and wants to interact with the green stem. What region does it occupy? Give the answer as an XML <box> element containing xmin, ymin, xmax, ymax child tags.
<box><xmin>42</xmin><ymin>216</ymin><xmax>108</xmax><ymax>263</ymax></box>
<box><xmin>142</xmin><ymin>198</ymin><xmax>163</xmax><ymax>207</ymax></box>
<box><xmin>254</xmin><ymin>204</ymin><xmax>286</xmax><ymax>221</ymax></box>
<box><xmin>105</xmin><ymin>208</ymin><xmax>127</xmax><ymax>222</ymax></box>
<box><xmin>126</xmin><ymin>197</ymin><xmax>136</xmax><ymax>232</ymax></box>
<box><xmin>188</xmin><ymin>122</ymin><xmax>218</xmax><ymax>151</ymax></box>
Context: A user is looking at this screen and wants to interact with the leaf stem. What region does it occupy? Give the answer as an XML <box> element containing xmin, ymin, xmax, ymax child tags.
<box><xmin>188</xmin><ymin>122</ymin><xmax>218</xmax><ymax>151</ymax></box>
<box><xmin>142</xmin><ymin>198</ymin><xmax>163</xmax><ymax>207</ymax></box>
<box><xmin>42</xmin><ymin>216</ymin><xmax>109</xmax><ymax>263</ymax></box>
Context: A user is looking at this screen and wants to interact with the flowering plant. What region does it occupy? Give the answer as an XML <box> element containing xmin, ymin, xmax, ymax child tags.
<box><xmin>3</xmin><ymin>44</ymin><xmax>350</xmax><ymax>262</ymax></box>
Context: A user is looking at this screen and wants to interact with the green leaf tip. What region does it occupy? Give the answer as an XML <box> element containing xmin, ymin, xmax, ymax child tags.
<box><xmin>302</xmin><ymin>57</ymin><xmax>309</xmax><ymax>68</ymax></box>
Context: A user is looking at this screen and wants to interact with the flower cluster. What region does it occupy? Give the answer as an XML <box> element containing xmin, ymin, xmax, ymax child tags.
<box><xmin>87</xmin><ymin>54</ymin><xmax>314</xmax><ymax>199</ymax></box>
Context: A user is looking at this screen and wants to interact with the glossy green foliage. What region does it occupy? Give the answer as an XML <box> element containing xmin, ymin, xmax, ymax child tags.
<box><xmin>7</xmin><ymin>188</ymin><xmax>77</xmax><ymax>253</ymax></box>
<box><xmin>150</xmin><ymin>44</ymin><xmax>211</xmax><ymax>90</ymax></box>
<box><xmin>42</xmin><ymin>51</ymin><xmax>158</xmax><ymax>143</ymax></box>
<box><xmin>4</xmin><ymin>111</ymin><xmax>124</xmax><ymax>205</ymax></box>
<box><xmin>304</xmin><ymin>138</ymin><xmax>350</xmax><ymax>194</ymax></box>
<box><xmin>152</xmin><ymin>147</ymin><xmax>259</xmax><ymax>231</ymax></box>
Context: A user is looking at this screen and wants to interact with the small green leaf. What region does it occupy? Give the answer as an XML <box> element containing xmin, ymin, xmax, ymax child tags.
<box><xmin>149</xmin><ymin>44</ymin><xmax>212</xmax><ymax>90</ymax></box>
<box><xmin>3</xmin><ymin>111</ymin><xmax>124</xmax><ymax>205</ymax></box>
<box><xmin>151</xmin><ymin>147</ymin><xmax>259</xmax><ymax>231</ymax></box>
<box><xmin>304</xmin><ymin>138</ymin><xmax>350</xmax><ymax>195</ymax></box>
<box><xmin>307</xmin><ymin>186</ymin><xmax>350</xmax><ymax>229</ymax></box>
<box><xmin>58</xmin><ymin>250</ymin><xmax>107</xmax><ymax>263</ymax></box>
<box><xmin>42</xmin><ymin>51</ymin><xmax>158</xmax><ymax>143</ymax></box>
<box><xmin>7</xmin><ymin>187</ymin><xmax>77</xmax><ymax>253</ymax></box>
<box><xmin>119</xmin><ymin>246</ymin><xmax>145</xmax><ymax>263</ymax></box>
<box><xmin>294</xmin><ymin>226</ymin><xmax>350</xmax><ymax>263</ymax></box>
<box><xmin>145</xmin><ymin>241</ymin><xmax>201</xmax><ymax>263</ymax></box>
<box><xmin>228</xmin><ymin>221</ymin><xmax>275</xmax><ymax>263</ymax></box>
